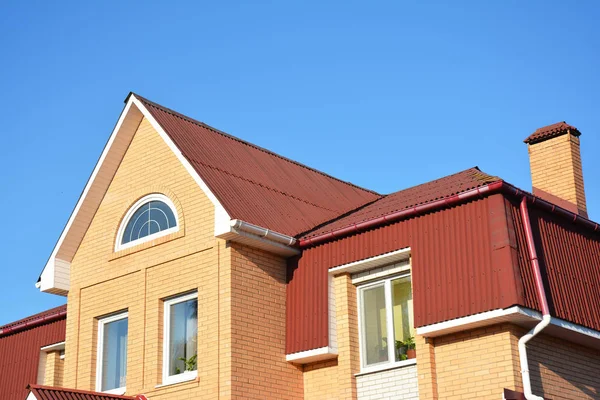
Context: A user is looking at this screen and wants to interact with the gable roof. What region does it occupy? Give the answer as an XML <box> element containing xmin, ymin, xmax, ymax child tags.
<box><xmin>524</xmin><ymin>121</ymin><xmax>581</xmax><ymax>144</ymax></box>
<box><xmin>302</xmin><ymin>167</ymin><xmax>501</xmax><ymax>239</ymax></box>
<box><xmin>136</xmin><ymin>94</ymin><xmax>381</xmax><ymax>237</ymax></box>
<box><xmin>26</xmin><ymin>385</ymin><xmax>135</xmax><ymax>400</ymax></box>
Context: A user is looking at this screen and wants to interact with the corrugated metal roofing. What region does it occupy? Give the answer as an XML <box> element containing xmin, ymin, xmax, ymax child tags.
<box><xmin>27</xmin><ymin>385</ymin><xmax>134</xmax><ymax>400</ymax></box>
<box><xmin>0</xmin><ymin>310</ymin><xmax>66</xmax><ymax>400</ymax></box>
<box><xmin>302</xmin><ymin>167</ymin><xmax>500</xmax><ymax>239</ymax></box>
<box><xmin>523</xmin><ymin>121</ymin><xmax>580</xmax><ymax>144</ymax></box>
<box><xmin>135</xmin><ymin>94</ymin><xmax>381</xmax><ymax>237</ymax></box>
<box><xmin>0</xmin><ymin>305</ymin><xmax>66</xmax><ymax>334</ymax></box>
<box><xmin>287</xmin><ymin>195</ymin><xmax>524</xmax><ymax>353</ymax></box>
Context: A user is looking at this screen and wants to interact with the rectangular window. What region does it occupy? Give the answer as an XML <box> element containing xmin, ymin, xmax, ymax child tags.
<box><xmin>358</xmin><ymin>274</ymin><xmax>414</xmax><ymax>371</ymax></box>
<box><xmin>163</xmin><ymin>292</ymin><xmax>198</xmax><ymax>385</ymax></box>
<box><xmin>96</xmin><ymin>312</ymin><xmax>128</xmax><ymax>394</ymax></box>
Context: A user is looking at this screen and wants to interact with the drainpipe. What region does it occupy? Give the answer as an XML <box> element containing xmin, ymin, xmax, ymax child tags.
<box><xmin>518</xmin><ymin>197</ymin><xmax>551</xmax><ymax>400</ymax></box>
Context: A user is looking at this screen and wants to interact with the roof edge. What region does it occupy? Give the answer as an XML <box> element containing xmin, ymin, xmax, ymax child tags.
<box><xmin>27</xmin><ymin>384</ymin><xmax>135</xmax><ymax>399</ymax></box>
<box><xmin>0</xmin><ymin>306</ymin><xmax>66</xmax><ymax>337</ymax></box>
<box><xmin>132</xmin><ymin>92</ymin><xmax>380</xmax><ymax>196</ymax></box>
<box><xmin>299</xmin><ymin>181</ymin><xmax>600</xmax><ymax>247</ymax></box>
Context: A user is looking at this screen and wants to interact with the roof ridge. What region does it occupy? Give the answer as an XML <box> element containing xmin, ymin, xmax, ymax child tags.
<box><xmin>188</xmin><ymin>157</ymin><xmax>339</xmax><ymax>212</ymax></box>
<box><xmin>131</xmin><ymin>93</ymin><xmax>380</xmax><ymax>196</ymax></box>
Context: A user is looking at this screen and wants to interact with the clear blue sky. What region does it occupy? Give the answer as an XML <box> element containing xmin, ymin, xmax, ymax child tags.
<box><xmin>1</xmin><ymin>1</ymin><xmax>598</xmax><ymax>325</ymax></box>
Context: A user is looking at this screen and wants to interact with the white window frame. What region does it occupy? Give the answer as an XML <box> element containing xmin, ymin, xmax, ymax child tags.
<box><xmin>163</xmin><ymin>291</ymin><xmax>198</xmax><ymax>386</ymax></box>
<box><xmin>96</xmin><ymin>311</ymin><xmax>128</xmax><ymax>395</ymax></box>
<box><xmin>115</xmin><ymin>193</ymin><xmax>179</xmax><ymax>251</ymax></box>
<box><xmin>357</xmin><ymin>272</ymin><xmax>415</xmax><ymax>374</ymax></box>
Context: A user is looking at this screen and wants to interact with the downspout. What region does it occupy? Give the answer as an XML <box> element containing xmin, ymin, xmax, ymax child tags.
<box><xmin>518</xmin><ymin>197</ymin><xmax>551</xmax><ymax>400</ymax></box>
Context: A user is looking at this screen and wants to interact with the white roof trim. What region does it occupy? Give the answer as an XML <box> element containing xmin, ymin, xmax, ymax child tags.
<box><xmin>40</xmin><ymin>341</ymin><xmax>66</xmax><ymax>352</ymax></box>
<box><xmin>285</xmin><ymin>346</ymin><xmax>337</xmax><ymax>364</ymax></box>
<box><xmin>417</xmin><ymin>306</ymin><xmax>600</xmax><ymax>350</ymax></box>
<box><xmin>38</xmin><ymin>94</ymin><xmax>233</xmax><ymax>295</ymax></box>
<box><xmin>328</xmin><ymin>247</ymin><xmax>411</xmax><ymax>275</ymax></box>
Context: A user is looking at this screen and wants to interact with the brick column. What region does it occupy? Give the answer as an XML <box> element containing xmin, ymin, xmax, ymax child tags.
<box><xmin>44</xmin><ymin>351</ymin><xmax>64</xmax><ymax>386</ymax></box>
<box><xmin>334</xmin><ymin>273</ymin><xmax>360</xmax><ymax>399</ymax></box>
<box><xmin>416</xmin><ymin>335</ymin><xmax>438</xmax><ymax>399</ymax></box>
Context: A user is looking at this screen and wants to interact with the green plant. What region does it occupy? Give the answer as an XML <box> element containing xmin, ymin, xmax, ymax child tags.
<box><xmin>176</xmin><ymin>354</ymin><xmax>197</xmax><ymax>373</ymax></box>
<box><xmin>403</xmin><ymin>336</ymin><xmax>415</xmax><ymax>350</ymax></box>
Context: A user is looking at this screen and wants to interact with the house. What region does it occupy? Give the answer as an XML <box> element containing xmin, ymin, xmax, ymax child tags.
<box><xmin>0</xmin><ymin>305</ymin><xmax>66</xmax><ymax>400</ymax></box>
<box><xmin>23</xmin><ymin>93</ymin><xmax>600</xmax><ymax>399</ymax></box>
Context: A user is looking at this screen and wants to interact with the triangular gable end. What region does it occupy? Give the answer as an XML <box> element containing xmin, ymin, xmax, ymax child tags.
<box><xmin>37</xmin><ymin>94</ymin><xmax>232</xmax><ymax>296</ymax></box>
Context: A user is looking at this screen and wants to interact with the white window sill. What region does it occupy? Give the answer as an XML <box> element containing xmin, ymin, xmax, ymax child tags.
<box><xmin>155</xmin><ymin>371</ymin><xmax>197</xmax><ymax>388</ymax></box>
<box><xmin>355</xmin><ymin>358</ymin><xmax>416</xmax><ymax>377</ymax></box>
<box><xmin>103</xmin><ymin>387</ymin><xmax>126</xmax><ymax>395</ymax></box>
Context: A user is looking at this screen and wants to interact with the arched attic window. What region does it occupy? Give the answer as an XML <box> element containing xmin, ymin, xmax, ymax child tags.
<box><xmin>116</xmin><ymin>194</ymin><xmax>179</xmax><ymax>251</ymax></box>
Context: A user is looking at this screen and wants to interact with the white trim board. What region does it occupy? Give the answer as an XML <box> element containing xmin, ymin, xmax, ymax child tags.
<box><xmin>417</xmin><ymin>306</ymin><xmax>600</xmax><ymax>350</ymax></box>
<box><xmin>285</xmin><ymin>346</ymin><xmax>338</xmax><ymax>364</ymax></box>
<box><xmin>328</xmin><ymin>247</ymin><xmax>411</xmax><ymax>276</ymax></box>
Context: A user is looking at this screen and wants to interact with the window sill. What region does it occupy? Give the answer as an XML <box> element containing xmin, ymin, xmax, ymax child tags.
<box><xmin>355</xmin><ymin>358</ymin><xmax>416</xmax><ymax>377</ymax></box>
<box><xmin>156</xmin><ymin>371</ymin><xmax>198</xmax><ymax>388</ymax></box>
<box><xmin>102</xmin><ymin>387</ymin><xmax>126</xmax><ymax>395</ymax></box>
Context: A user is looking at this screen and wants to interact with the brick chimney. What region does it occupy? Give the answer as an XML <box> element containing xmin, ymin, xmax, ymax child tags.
<box><xmin>524</xmin><ymin>121</ymin><xmax>587</xmax><ymax>217</ymax></box>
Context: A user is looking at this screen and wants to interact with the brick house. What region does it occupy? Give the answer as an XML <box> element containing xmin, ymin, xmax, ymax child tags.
<box><xmin>20</xmin><ymin>93</ymin><xmax>600</xmax><ymax>399</ymax></box>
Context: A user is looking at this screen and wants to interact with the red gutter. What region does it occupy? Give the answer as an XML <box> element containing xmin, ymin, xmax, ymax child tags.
<box><xmin>299</xmin><ymin>180</ymin><xmax>600</xmax><ymax>247</ymax></box>
<box><xmin>0</xmin><ymin>309</ymin><xmax>67</xmax><ymax>337</ymax></box>
<box><xmin>519</xmin><ymin>197</ymin><xmax>550</xmax><ymax>315</ymax></box>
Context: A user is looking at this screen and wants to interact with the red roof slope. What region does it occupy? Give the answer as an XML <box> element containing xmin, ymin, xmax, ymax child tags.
<box><xmin>0</xmin><ymin>308</ymin><xmax>66</xmax><ymax>400</ymax></box>
<box><xmin>135</xmin><ymin>94</ymin><xmax>381</xmax><ymax>237</ymax></box>
<box><xmin>0</xmin><ymin>305</ymin><xmax>66</xmax><ymax>336</ymax></box>
<box><xmin>524</xmin><ymin>121</ymin><xmax>580</xmax><ymax>144</ymax></box>
<box><xmin>26</xmin><ymin>385</ymin><xmax>135</xmax><ymax>400</ymax></box>
<box><xmin>303</xmin><ymin>167</ymin><xmax>500</xmax><ymax>239</ymax></box>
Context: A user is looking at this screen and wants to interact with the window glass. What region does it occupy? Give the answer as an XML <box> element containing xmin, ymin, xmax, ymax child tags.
<box><xmin>168</xmin><ymin>297</ymin><xmax>198</xmax><ymax>376</ymax></box>
<box><xmin>361</xmin><ymin>284</ymin><xmax>388</xmax><ymax>365</ymax></box>
<box><xmin>392</xmin><ymin>277</ymin><xmax>414</xmax><ymax>361</ymax></box>
<box><xmin>121</xmin><ymin>200</ymin><xmax>177</xmax><ymax>245</ymax></box>
<box><xmin>100</xmin><ymin>317</ymin><xmax>128</xmax><ymax>391</ymax></box>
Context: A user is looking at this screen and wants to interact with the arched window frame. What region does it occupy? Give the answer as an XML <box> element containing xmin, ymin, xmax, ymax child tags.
<box><xmin>115</xmin><ymin>193</ymin><xmax>179</xmax><ymax>251</ymax></box>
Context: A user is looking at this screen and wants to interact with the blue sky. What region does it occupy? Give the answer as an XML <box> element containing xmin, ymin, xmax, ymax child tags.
<box><xmin>0</xmin><ymin>0</ymin><xmax>598</xmax><ymax>325</ymax></box>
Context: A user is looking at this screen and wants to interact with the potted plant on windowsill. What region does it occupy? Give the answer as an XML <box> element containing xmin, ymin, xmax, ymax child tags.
<box><xmin>404</xmin><ymin>336</ymin><xmax>416</xmax><ymax>359</ymax></box>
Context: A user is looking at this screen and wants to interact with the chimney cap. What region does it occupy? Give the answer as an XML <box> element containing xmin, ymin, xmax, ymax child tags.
<box><xmin>524</xmin><ymin>121</ymin><xmax>581</xmax><ymax>144</ymax></box>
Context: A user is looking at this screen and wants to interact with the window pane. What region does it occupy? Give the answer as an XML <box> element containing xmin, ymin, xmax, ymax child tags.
<box><xmin>391</xmin><ymin>277</ymin><xmax>414</xmax><ymax>361</ymax></box>
<box><xmin>121</xmin><ymin>200</ymin><xmax>177</xmax><ymax>245</ymax></box>
<box><xmin>169</xmin><ymin>298</ymin><xmax>198</xmax><ymax>375</ymax></box>
<box><xmin>101</xmin><ymin>318</ymin><xmax>128</xmax><ymax>391</ymax></box>
<box><xmin>361</xmin><ymin>285</ymin><xmax>388</xmax><ymax>366</ymax></box>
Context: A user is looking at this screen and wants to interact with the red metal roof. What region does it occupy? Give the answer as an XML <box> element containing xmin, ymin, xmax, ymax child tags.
<box><xmin>0</xmin><ymin>305</ymin><xmax>66</xmax><ymax>336</ymax></box>
<box><xmin>302</xmin><ymin>167</ymin><xmax>500</xmax><ymax>239</ymax></box>
<box><xmin>26</xmin><ymin>385</ymin><xmax>135</xmax><ymax>400</ymax></box>
<box><xmin>135</xmin><ymin>94</ymin><xmax>381</xmax><ymax>237</ymax></box>
<box><xmin>524</xmin><ymin>121</ymin><xmax>581</xmax><ymax>144</ymax></box>
<box><xmin>0</xmin><ymin>308</ymin><xmax>66</xmax><ymax>400</ymax></box>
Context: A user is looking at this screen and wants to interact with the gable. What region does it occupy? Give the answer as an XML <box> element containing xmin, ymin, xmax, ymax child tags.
<box><xmin>69</xmin><ymin>117</ymin><xmax>216</xmax><ymax>288</ymax></box>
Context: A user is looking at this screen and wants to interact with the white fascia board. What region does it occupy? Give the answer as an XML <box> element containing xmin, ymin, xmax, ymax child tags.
<box><xmin>417</xmin><ymin>306</ymin><xmax>600</xmax><ymax>350</ymax></box>
<box><xmin>328</xmin><ymin>247</ymin><xmax>411</xmax><ymax>276</ymax></box>
<box><xmin>38</xmin><ymin>98</ymin><xmax>142</xmax><ymax>296</ymax></box>
<box><xmin>40</xmin><ymin>341</ymin><xmax>66</xmax><ymax>352</ymax></box>
<box><xmin>130</xmin><ymin>96</ymin><xmax>232</xmax><ymax>236</ymax></box>
<box><xmin>285</xmin><ymin>346</ymin><xmax>338</xmax><ymax>364</ymax></box>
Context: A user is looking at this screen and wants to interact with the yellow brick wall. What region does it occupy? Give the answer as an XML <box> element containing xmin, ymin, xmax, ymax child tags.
<box><xmin>432</xmin><ymin>324</ymin><xmax>521</xmax><ymax>400</ymax></box>
<box><xmin>43</xmin><ymin>351</ymin><xmax>64</xmax><ymax>387</ymax></box>
<box><xmin>229</xmin><ymin>244</ymin><xmax>303</xmax><ymax>399</ymax></box>
<box><xmin>303</xmin><ymin>360</ymin><xmax>340</xmax><ymax>399</ymax></box>
<box><xmin>62</xmin><ymin>117</ymin><xmax>223</xmax><ymax>397</ymax></box>
<box><xmin>513</xmin><ymin>326</ymin><xmax>600</xmax><ymax>400</ymax></box>
<box><xmin>528</xmin><ymin>133</ymin><xmax>587</xmax><ymax>214</ymax></box>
